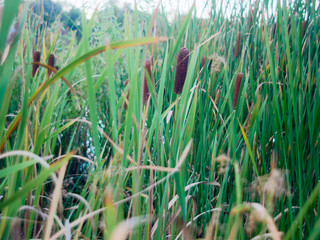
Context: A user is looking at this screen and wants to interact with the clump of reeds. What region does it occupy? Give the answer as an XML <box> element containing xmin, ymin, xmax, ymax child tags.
<box><xmin>32</xmin><ymin>51</ymin><xmax>41</xmax><ymax>77</ymax></box>
<box><xmin>143</xmin><ymin>59</ymin><xmax>152</xmax><ymax>104</ymax></box>
<box><xmin>174</xmin><ymin>47</ymin><xmax>189</xmax><ymax>94</ymax></box>
<box><xmin>236</xmin><ymin>32</ymin><xmax>241</xmax><ymax>58</ymax></box>
<box><xmin>47</xmin><ymin>53</ymin><xmax>55</xmax><ymax>77</ymax></box>
<box><xmin>233</xmin><ymin>73</ymin><xmax>243</xmax><ymax>109</ymax></box>
<box><xmin>124</xmin><ymin>79</ymin><xmax>129</xmax><ymax>110</ymax></box>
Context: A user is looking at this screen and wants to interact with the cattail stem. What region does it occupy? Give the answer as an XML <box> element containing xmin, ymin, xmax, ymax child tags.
<box><xmin>233</xmin><ymin>73</ymin><xmax>243</xmax><ymax>109</ymax></box>
<box><xmin>174</xmin><ymin>47</ymin><xmax>189</xmax><ymax>94</ymax></box>
<box><xmin>32</xmin><ymin>51</ymin><xmax>41</xmax><ymax>77</ymax></box>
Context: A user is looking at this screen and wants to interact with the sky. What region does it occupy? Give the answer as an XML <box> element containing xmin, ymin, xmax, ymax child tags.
<box><xmin>53</xmin><ymin>0</ymin><xmax>217</xmax><ymax>19</ymax></box>
<box><xmin>52</xmin><ymin>0</ymin><xmax>288</xmax><ymax>21</ymax></box>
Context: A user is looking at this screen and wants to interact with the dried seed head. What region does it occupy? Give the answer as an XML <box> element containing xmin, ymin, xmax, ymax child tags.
<box><xmin>250</xmin><ymin>168</ymin><xmax>288</xmax><ymax>204</ymax></box>
<box><xmin>103</xmin><ymin>187</ymin><xmax>114</xmax><ymax>207</ymax></box>
<box><xmin>208</xmin><ymin>53</ymin><xmax>225</xmax><ymax>73</ymax></box>
<box><xmin>287</xmin><ymin>16</ymin><xmax>291</xmax><ymax>33</ymax></box>
<box><xmin>174</xmin><ymin>47</ymin><xmax>189</xmax><ymax>94</ymax></box>
<box><xmin>233</xmin><ymin>73</ymin><xmax>243</xmax><ymax>109</ymax></box>
<box><xmin>32</xmin><ymin>51</ymin><xmax>41</xmax><ymax>77</ymax></box>
<box><xmin>47</xmin><ymin>53</ymin><xmax>55</xmax><ymax>77</ymax></box>
<box><xmin>264</xmin><ymin>169</ymin><xmax>287</xmax><ymax>199</ymax></box>
<box><xmin>216</xmin><ymin>154</ymin><xmax>231</xmax><ymax>175</ymax></box>
<box><xmin>124</xmin><ymin>79</ymin><xmax>129</xmax><ymax>110</ymax></box>
<box><xmin>236</xmin><ymin>32</ymin><xmax>241</xmax><ymax>58</ymax></box>
<box><xmin>143</xmin><ymin>59</ymin><xmax>152</xmax><ymax>104</ymax></box>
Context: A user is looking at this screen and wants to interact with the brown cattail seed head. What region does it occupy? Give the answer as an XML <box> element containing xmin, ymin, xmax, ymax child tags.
<box><xmin>143</xmin><ymin>59</ymin><xmax>152</xmax><ymax>104</ymax></box>
<box><xmin>233</xmin><ymin>73</ymin><xmax>243</xmax><ymax>109</ymax></box>
<box><xmin>200</xmin><ymin>56</ymin><xmax>205</xmax><ymax>70</ymax></box>
<box><xmin>287</xmin><ymin>16</ymin><xmax>291</xmax><ymax>33</ymax></box>
<box><xmin>32</xmin><ymin>51</ymin><xmax>41</xmax><ymax>77</ymax></box>
<box><xmin>236</xmin><ymin>32</ymin><xmax>241</xmax><ymax>58</ymax></box>
<box><xmin>302</xmin><ymin>20</ymin><xmax>306</xmax><ymax>37</ymax></box>
<box><xmin>124</xmin><ymin>79</ymin><xmax>129</xmax><ymax>110</ymax></box>
<box><xmin>47</xmin><ymin>53</ymin><xmax>55</xmax><ymax>77</ymax></box>
<box><xmin>174</xmin><ymin>47</ymin><xmax>189</xmax><ymax>94</ymax></box>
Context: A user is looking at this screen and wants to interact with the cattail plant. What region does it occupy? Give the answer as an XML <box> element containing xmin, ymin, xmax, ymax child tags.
<box><xmin>47</xmin><ymin>53</ymin><xmax>55</xmax><ymax>77</ymax></box>
<box><xmin>287</xmin><ymin>16</ymin><xmax>291</xmax><ymax>33</ymax></box>
<box><xmin>124</xmin><ymin>79</ymin><xmax>129</xmax><ymax>110</ymax></box>
<box><xmin>233</xmin><ymin>73</ymin><xmax>243</xmax><ymax>109</ymax></box>
<box><xmin>32</xmin><ymin>51</ymin><xmax>40</xmax><ymax>77</ymax></box>
<box><xmin>236</xmin><ymin>32</ymin><xmax>241</xmax><ymax>58</ymax></box>
<box><xmin>174</xmin><ymin>47</ymin><xmax>189</xmax><ymax>94</ymax></box>
<box><xmin>143</xmin><ymin>59</ymin><xmax>152</xmax><ymax>104</ymax></box>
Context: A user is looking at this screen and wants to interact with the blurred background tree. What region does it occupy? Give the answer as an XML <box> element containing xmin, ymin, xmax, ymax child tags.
<box><xmin>31</xmin><ymin>0</ymin><xmax>82</xmax><ymax>40</ymax></box>
<box><xmin>60</xmin><ymin>7</ymin><xmax>82</xmax><ymax>39</ymax></box>
<box><xmin>31</xmin><ymin>0</ymin><xmax>62</xmax><ymax>27</ymax></box>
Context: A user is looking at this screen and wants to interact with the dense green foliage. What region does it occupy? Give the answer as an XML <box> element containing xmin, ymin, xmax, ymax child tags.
<box><xmin>0</xmin><ymin>0</ymin><xmax>319</xmax><ymax>239</ymax></box>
